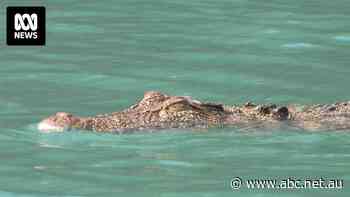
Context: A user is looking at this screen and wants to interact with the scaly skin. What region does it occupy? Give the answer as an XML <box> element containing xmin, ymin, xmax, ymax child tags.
<box><xmin>288</xmin><ymin>102</ymin><xmax>350</xmax><ymax>130</ymax></box>
<box><xmin>38</xmin><ymin>91</ymin><xmax>350</xmax><ymax>133</ymax></box>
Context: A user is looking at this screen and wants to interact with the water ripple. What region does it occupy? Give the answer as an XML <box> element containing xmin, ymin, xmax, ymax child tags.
<box><xmin>334</xmin><ymin>36</ymin><xmax>350</xmax><ymax>42</ymax></box>
<box><xmin>282</xmin><ymin>42</ymin><xmax>315</xmax><ymax>48</ymax></box>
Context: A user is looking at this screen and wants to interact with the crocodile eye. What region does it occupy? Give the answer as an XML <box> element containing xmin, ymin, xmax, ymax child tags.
<box><xmin>167</xmin><ymin>102</ymin><xmax>192</xmax><ymax>112</ymax></box>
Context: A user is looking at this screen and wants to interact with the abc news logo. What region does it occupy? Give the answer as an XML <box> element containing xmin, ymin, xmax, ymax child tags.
<box><xmin>7</xmin><ymin>7</ymin><xmax>45</xmax><ymax>45</ymax></box>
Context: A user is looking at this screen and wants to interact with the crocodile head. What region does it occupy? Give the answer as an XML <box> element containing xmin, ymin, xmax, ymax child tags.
<box><xmin>38</xmin><ymin>112</ymin><xmax>82</xmax><ymax>133</ymax></box>
<box><xmin>37</xmin><ymin>91</ymin><xmax>226</xmax><ymax>132</ymax></box>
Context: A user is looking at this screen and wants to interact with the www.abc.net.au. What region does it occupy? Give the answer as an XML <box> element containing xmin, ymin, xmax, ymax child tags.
<box><xmin>231</xmin><ymin>177</ymin><xmax>344</xmax><ymax>190</ymax></box>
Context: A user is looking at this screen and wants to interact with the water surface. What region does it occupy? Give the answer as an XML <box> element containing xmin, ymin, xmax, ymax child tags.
<box><xmin>0</xmin><ymin>0</ymin><xmax>350</xmax><ymax>196</ymax></box>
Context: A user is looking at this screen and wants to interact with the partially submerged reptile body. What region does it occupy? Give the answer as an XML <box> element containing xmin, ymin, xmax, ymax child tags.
<box><xmin>38</xmin><ymin>91</ymin><xmax>350</xmax><ymax>133</ymax></box>
<box><xmin>288</xmin><ymin>102</ymin><xmax>350</xmax><ymax>130</ymax></box>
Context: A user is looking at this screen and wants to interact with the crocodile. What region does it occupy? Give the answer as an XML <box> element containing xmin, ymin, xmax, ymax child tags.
<box><xmin>38</xmin><ymin>91</ymin><xmax>350</xmax><ymax>133</ymax></box>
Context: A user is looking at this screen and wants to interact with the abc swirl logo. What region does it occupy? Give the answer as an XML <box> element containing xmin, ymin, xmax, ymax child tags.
<box><xmin>14</xmin><ymin>13</ymin><xmax>38</xmax><ymax>39</ymax></box>
<box><xmin>7</xmin><ymin>7</ymin><xmax>46</xmax><ymax>45</ymax></box>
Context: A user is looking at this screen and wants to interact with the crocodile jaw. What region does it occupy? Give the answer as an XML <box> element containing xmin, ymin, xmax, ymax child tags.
<box><xmin>37</xmin><ymin>112</ymin><xmax>80</xmax><ymax>133</ymax></box>
<box><xmin>38</xmin><ymin>120</ymin><xmax>66</xmax><ymax>133</ymax></box>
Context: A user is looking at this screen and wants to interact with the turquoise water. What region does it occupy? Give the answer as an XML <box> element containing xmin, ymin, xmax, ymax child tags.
<box><xmin>1</xmin><ymin>0</ymin><xmax>350</xmax><ymax>196</ymax></box>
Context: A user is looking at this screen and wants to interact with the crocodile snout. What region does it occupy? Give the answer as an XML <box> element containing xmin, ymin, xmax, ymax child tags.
<box><xmin>38</xmin><ymin>112</ymin><xmax>78</xmax><ymax>133</ymax></box>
